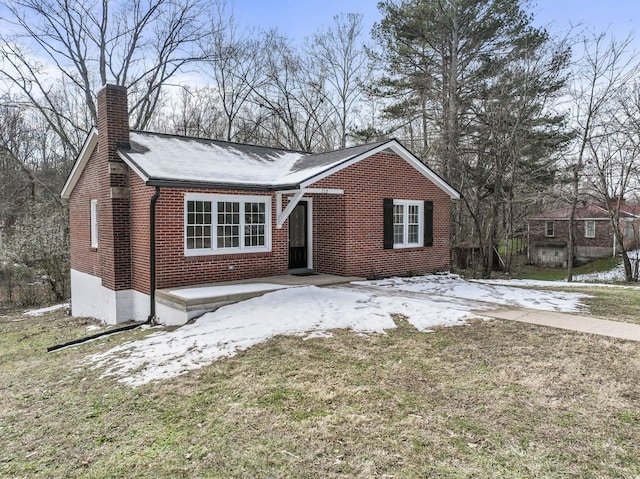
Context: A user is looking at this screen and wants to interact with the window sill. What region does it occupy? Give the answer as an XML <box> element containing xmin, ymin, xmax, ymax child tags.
<box><xmin>184</xmin><ymin>248</ymin><xmax>272</xmax><ymax>259</ymax></box>
<box><xmin>393</xmin><ymin>244</ymin><xmax>425</xmax><ymax>250</ymax></box>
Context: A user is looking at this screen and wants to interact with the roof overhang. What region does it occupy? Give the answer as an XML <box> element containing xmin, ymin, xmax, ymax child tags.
<box><xmin>60</xmin><ymin>128</ymin><xmax>98</xmax><ymax>199</ymax></box>
<box><xmin>275</xmin><ymin>188</ymin><xmax>344</xmax><ymax>228</ymax></box>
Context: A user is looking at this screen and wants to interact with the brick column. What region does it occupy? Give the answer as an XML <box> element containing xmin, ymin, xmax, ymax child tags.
<box><xmin>97</xmin><ymin>84</ymin><xmax>131</xmax><ymax>291</ymax></box>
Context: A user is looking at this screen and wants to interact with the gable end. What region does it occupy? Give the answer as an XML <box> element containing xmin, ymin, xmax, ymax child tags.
<box><xmin>301</xmin><ymin>140</ymin><xmax>460</xmax><ymax>200</ymax></box>
<box><xmin>61</xmin><ymin>128</ymin><xmax>98</xmax><ymax>199</ymax></box>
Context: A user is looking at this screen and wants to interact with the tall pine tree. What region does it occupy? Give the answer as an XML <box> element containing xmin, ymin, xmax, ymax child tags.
<box><xmin>372</xmin><ymin>0</ymin><xmax>571</xmax><ymax>276</ymax></box>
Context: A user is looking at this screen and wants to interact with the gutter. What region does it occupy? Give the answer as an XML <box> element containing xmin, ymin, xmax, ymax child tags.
<box><xmin>148</xmin><ymin>186</ymin><xmax>161</xmax><ymax>324</ymax></box>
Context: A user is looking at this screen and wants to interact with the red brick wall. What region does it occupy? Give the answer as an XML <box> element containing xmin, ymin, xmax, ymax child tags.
<box><xmin>151</xmin><ymin>188</ymin><xmax>289</xmax><ymax>291</ymax></box>
<box><xmin>310</xmin><ymin>151</ymin><xmax>452</xmax><ymax>278</ymax></box>
<box><xmin>312</xmin><ymin>195</ymin><xmax>347</xmax><ymax>274</ymax></box>
<box><xmin>130</xmin><ymin>173</ymin><xmax>153</xmax><ymax>294</ymax></box>
<box><xmin>529</xmin><ymin>219</ymin><xmax>613</xmax><ymax>248</ymax></box>
<box><xmin>69</xmin><ymin>146</ymin><xmax>101</xmax><ymax>277</ymax></box>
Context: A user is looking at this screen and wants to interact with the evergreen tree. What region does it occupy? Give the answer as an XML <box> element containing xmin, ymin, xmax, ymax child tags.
<box><xmin>372</xmin><ymin>0</ymin><xmax>571</xmax><ymax>276</ymax></box>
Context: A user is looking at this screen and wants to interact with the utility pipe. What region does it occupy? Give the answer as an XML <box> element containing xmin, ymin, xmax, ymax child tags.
<box><xmin>148</xmin><ymin>186</ymin><xmax>161</xmax><ymax>324</ymax></box>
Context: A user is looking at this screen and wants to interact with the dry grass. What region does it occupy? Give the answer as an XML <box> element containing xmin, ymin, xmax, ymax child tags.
<box><xmin>1</xmin><ymin>306</ymin><xmax>639</xmax><ymax>478</ymax></box>
<box><xmin>579</xmin><ymin>286</ymin><xmax>640</xmax><ymax>325</ymax></box>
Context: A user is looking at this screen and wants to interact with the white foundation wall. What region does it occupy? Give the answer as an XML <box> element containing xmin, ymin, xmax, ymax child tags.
<box><xmin>70</xmin><ymin>269</ymin><xmax>149</xmax><ymax>324</ymax></box>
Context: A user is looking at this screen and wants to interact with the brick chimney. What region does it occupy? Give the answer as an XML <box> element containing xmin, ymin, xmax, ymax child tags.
<box><xmin>97</xmin><ymin>84</ymin><xmax>131</xmax><ymax>291</ymax></box>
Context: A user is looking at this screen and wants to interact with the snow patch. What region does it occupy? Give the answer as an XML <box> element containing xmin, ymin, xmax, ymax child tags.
<box><xmin>88</xmin><ymin>284</ymin><xmax>484</xmax><ymax>387</ymax></box>
<box><xmin>573</xmin><ymin>250</ymin><xmax>640</xmax><ymax>283</ymax></box>
<box><xmin>357</xmin><ymin>274</ymin><xmax>588</xmax><ymax>312</ymax></box>
<box><xmin>87</xmin><ymin>274</ymin><xmax>590</xmax><ymax>387</ymax></box>
<box><xmin>23</xmin><ymin>303</ymin><xmax>69</xmax><ymax>317</ymax></box>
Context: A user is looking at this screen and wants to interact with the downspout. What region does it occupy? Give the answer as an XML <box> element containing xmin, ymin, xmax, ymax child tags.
<box><xmin>148</xmin><ymin>186</ymin><xmax>161</xmax><ymax>324</ymax></box>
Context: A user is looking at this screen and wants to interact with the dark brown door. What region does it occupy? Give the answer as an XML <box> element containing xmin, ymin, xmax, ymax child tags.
<box><xmin>288</xmin><ymin>201</ymin><xmax>307</xmax><ymax>269</ymax></box>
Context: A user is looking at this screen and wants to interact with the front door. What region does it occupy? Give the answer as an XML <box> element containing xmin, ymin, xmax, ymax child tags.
<box><xmin>288</xmin><ymin>201</ymin><xmax>308</xmax><ymax>269</ymax></box>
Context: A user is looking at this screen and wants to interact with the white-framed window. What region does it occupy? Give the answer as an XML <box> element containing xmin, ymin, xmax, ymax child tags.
<box><xmin>184</xmin><ymin>193</ymin><xmax>271</xmax><ymax>256</ymax></box>
<box><xmin>584</xmin><ymin>221</ymin><xmax>596</xmax><ymax>238</ymax></box>
<box><xmin>393</xmin><ymin>200</ymin><xmax>423</xmax><ymax>248</ymax></box>
<box><xmin>90</xmin><ymin>199</ymin><xmax>98</xmax><ymax>248</ymax></box>
<box><xmin>545</xmin><ymin>221</ymin><xmax>554</xmax><ymax>237</ymax></box>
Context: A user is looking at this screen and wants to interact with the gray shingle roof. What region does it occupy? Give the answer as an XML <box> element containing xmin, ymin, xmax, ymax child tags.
<box><xmin>119</xmin><ymin>131</ymin><xmax>390</xmax><ymax>189</ymax></box>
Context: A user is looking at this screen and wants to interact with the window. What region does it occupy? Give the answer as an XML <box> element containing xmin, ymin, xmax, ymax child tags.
<box><xmin>545</xmin><ymin>221</ymin><xmax>554</xmax><ymax>237</ymax></box>
<box><xmin>585</xmin><ymin>221</ymin><xmax>595</xmax><ymax>238</ymax></box>
<box><xmin>185</xmin><ymin>194</ymin><xmax>271</xmax><ymax>255</ymax></box>
<box><xmin>392</xmin><ymin>200</ymin><xmax>423</xmax><ymax>248</ymax></box>
<box><xmin>90</xmin><ymin>199</ymin><xmax>98</xmax><ymax>248</ymax></box>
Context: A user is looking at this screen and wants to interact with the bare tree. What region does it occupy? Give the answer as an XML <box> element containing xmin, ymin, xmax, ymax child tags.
<box><xmin>564</xmin><ymin>32</ymin><xmax>638</xmax><ymax>281</ymax></box>
<box><xmin>586</xmin><ymin>83</ymin><xmax>640</xmax><ymax>281</ymax></box>
<box><xmin>197</xmin><ymin>3</ymin><xmax>264</xmax><ymax>142</ymax></box>
<box><xmin>250</xmin><ymin>31</ymin><xmax>335</xmax><ymax>151</ymax></box>
<box><xmin>0</xmin><ymin>0</ymin><xmax>211</xmax><ymax>143</ymax></box>
<box><xmin>307</xmin><ymin>13</ymin><xmax>369</xmax><ymax>148</ymax></box>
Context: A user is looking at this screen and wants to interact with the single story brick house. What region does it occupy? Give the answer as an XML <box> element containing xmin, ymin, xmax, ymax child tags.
<box><xmin>528</xmin><ymin>203</ymin><xmax>640</xmax><ymax>267</ymax></box>
<box><xmin>61</xmin><ymin>85</ymin><xmax>460</xmax><ymax>325</ymax></box>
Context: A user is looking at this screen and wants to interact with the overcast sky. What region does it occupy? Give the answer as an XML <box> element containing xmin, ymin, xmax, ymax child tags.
<box><xmin>232</xmin><ymin>0</ymin><xmax>638</xmax><ymax>45</ymax></box>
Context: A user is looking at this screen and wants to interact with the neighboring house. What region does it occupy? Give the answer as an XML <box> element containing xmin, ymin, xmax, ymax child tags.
<box><xmin>528</xmin><ymin>203</ymin><xmax>640</xmax><ymax>267</ymax></box>
<box><xmin>61</xmin><ymin>85</ymin><xmax>460</xmax><ymax>325</ymax></box>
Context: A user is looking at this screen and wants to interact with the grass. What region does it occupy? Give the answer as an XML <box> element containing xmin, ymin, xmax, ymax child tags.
<box><xmin>514</xmin><ymin>256</ymin><xmax>622</xmax><ymax>281</ymax></box>
<box><xmin>511</xmin><ymin>256</ymin><xmax>640</xmax><ymax>325</ymax></box>
<box><xmin>1</xmin><ymin>303</ymin><xmax>640</xmax><ymax>478</ymax></box>
<box><xmin>578</xmin><ymin>287</ymin><xmax>640</xmax><ymax>325</ymax></box>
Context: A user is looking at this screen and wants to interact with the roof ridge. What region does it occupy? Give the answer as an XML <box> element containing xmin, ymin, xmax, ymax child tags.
<box><xmin>129</xmin><ymin>129</ymin><xmax>309</xmax><ymax>155</ymax></box>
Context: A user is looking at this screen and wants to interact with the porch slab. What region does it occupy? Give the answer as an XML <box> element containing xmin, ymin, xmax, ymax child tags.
<box><xmin>155</xmin><ymin>273</ymin><xmax>364</xmax><ymax>326</ymax></box>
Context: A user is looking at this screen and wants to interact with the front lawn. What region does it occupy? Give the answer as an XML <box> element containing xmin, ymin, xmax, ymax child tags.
<box><xmin>1</xmin><ymin>305</ymin><xmax>639</xmax><ymax>478</ymax></box>
<box><xmin>515</xmin><ymin>256</ymin><xmax>622</xmax><ymax>281</ymax></box>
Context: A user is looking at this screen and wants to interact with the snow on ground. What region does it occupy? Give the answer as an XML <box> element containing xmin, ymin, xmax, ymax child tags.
<box><xmin>573</xmin><ymin>250</ymin><xmax>640</xmax><ymax>283</ymax></box>
<box><xmin>88</xmin><ymin>285</ymin><xmax>484</xmax><ymax>387</ymax></box>
<box><xmin>87</xmin><ymin>275</ymin><xmax>589</xmax><ymax>387</ymax></box>
<box><xmin>23</xmin><ymin>303</ymin><xmax>69</xmax><ymax>317</ymax></box>
<box><xmin>356</xmin><ymin>274</ymin><xmax>588</xmax><ymax>312</ymax></box>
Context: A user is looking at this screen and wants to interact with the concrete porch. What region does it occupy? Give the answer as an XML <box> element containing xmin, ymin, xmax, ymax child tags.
<box><xmin>155</xmin><ymin>273</ymin><xmax>364</xmax><ymax>326</ymax></box>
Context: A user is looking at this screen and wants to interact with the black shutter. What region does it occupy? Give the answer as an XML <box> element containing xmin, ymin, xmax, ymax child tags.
<box><xmin>383</xmin><ymin>198</ymin><xmax>394</xmax><ymax>249</ymax></box>
<box><xmin>424</xmin><ymin>200</ymin><xmax>433</xmax><ymax>247</ymax></box>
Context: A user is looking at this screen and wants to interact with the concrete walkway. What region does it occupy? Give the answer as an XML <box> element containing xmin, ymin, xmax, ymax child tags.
<box><xmin>485</xmin><ymin>308</ymin><xmax>640</xmax><ymax>342</ymax></box>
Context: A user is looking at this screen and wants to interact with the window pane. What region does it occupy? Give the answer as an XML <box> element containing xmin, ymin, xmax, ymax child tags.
<box><xmin>186</xmin><ymin>200</ymin><xmax>212</xmax><ymax>250</ymax></box>
<box><xmin>393</xmin><ymin>205</ymin><xmax>404</xmax><ymax>245</ymax></box>
<box><xmin>394</xmin><ymin>224</ymin><xmax>404</xmax><ymax>244</ymax></box>
<box><xmin>408</xmin><ymin>225</ymin><xmax>419</xmax><ymax>243</ymax></box>
<box><xmin>216</xmin><ymin>202</ymin><xmax>240</xmax><ymax>248</ymax></box>
<box><xmin>243</xmin><ymin>201</ymin><xmax>267</xmax><ymax>248</ymax></box>
<box><xmin>407</xmin><ymin>205</ymin><xmax>420</xmax><ymax>244</ymax></box>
